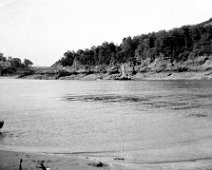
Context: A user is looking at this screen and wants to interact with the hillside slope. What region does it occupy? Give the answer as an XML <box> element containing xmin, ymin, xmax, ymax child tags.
<box><xmin>52</xmin><ymin>18</ymin><xmax>212</xmax><ymax>76</ymax></box>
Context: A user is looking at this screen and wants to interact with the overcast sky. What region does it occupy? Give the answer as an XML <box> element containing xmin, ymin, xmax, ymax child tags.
<box><xmin>0</xmin><ymin>0</ymin><xmax>212</xmax><ymax>66</ymax></box>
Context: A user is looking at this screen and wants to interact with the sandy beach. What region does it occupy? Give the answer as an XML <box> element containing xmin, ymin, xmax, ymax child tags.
<box><xmin>0</xmin><ymin>149</ymin><xmax>131</xmax><ymax>170</ymax></box>
<box><xmin>1</xmin><ymin>149</ymin><xmax>212</xmax><ymax>170</ymax></box>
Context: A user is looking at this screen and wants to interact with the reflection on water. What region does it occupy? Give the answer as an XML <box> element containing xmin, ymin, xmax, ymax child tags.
<box><xmin>0</xmin><ymin>79</ymin><xmax>212</xmax><ymax>164</ymax></box>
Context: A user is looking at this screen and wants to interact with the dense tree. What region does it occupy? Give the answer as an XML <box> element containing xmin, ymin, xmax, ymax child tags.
<box><xmin>10</xmin><ymin>58</ymin><xmax>22</xmax><ymax>68</ymax></box>
<box><xmin>0</xmin><ymin>53</ymin><xmax>6</xmax><ymax>62</ymax></box>
<box><xmin>54</xmin><ymin>18</ymin><xmax>212</xmax><ymax>70</ymax></box>
<box><xmin>24</xmin><ymin>59</ymin><xmax>33</xmax><ymax>67</ymax></box>
<box><xmin>0</xmin><ymin>52</ymin><xmax>33</xmax><ymax>75</ymax></box>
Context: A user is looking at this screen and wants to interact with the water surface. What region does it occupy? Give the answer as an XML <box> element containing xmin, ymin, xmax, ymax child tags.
<box><xmin>0</xmin><ymin>79</ymin><xmax>212</xmax><ymax>164</ymax></box>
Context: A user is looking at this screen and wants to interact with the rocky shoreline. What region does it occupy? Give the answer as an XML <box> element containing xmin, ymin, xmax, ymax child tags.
<box><xmin>14</xmin><ymin>55</ymin><xmax>212</xmax><ymax>81</ymax></box>
<box><xmin>17</xmin><ymin>70</ymin><xmax>212</xmax><ymax>80</ymax></box>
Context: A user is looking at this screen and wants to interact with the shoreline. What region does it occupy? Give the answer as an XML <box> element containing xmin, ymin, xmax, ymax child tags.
<box><xmin>1</xmin><ymin>149</ymin><xmax>212</xmax><ymax>170</ymax></box>
<box><xmin>0</xmin><ymin>149</ymin><xmax>130</xmax><ymax>170</ymax></box>
<box><xmin>2</xmin><ymin>70</ymin><xmax>212</xmax><ymax>80</ymax></box>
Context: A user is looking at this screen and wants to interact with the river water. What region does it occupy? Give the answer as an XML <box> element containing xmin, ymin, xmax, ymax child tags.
<box><xmin>0</xmin><ymin>78</ymin><xmax>212</xmax><ymax>165</ymax></box>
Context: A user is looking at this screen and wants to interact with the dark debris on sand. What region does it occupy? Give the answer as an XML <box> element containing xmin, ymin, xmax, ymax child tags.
<box><xmin>88</xmin><ymin>161</ymin><xmax>108</xmax><ymax>167</ymax></box>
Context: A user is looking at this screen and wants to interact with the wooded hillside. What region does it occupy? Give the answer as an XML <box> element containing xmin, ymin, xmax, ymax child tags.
<box><xmin>54</xmin><ymin>18</ymin><xmax>212</xmax><ymax>73</ymax></box>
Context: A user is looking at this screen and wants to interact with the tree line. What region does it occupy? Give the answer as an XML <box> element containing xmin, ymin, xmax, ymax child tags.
<box><xmin>54</xmin><ymin>19</ymin><xmax>212</xmax><ymax>71</ymax></box>
<box><xmin>0</xmin><ymin>53</ymin><xmax>33</xmax><ymax>75</ymax></box>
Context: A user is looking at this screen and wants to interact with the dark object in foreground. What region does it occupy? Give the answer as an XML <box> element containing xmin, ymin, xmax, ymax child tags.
<box><xmin>0</xmin><ymin>121</ymin><xmax>4</xmax><ymax>134</ymax></box>
<box><xmin>0</xmin><ymin>121</ymin><xmax>4</xmax><ymax>128</ymax></box>
<box><xmin>19</xmin><ymin>159</ymin><xmax>22</xmax><ymax>170</ymax></box>
<box><xmin>36</xmin><ymin>160</ymin><xmax>50</xmax><ymax>170</ymax></box>
<box><xmin>88</xmin><ymin>161</ymin><xmax>107</xmax><ymax>167</ymax></box>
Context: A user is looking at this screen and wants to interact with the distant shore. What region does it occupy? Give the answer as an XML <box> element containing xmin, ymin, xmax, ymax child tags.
<box><xmin>9</xmin><ymin>70</ymin><xmax>212</xmax><ymax>80</ymax></box>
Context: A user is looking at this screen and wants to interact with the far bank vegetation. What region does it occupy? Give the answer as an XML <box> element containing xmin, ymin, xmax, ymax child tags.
<box><xmin>0</xmin><ymin>54</ymin><xmax>33</xmax><ymax>76</ymax></box>
<box><xmin>53</xmin><ymin>18</ymin><xmax>212</xmax><ymax>76</ymax></box>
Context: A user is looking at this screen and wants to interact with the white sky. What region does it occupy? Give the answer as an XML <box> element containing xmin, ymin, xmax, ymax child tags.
<box><xmin>0</xmin><ymin>0</ymin><xmax>212</xmax><ymax>66</ymax></box>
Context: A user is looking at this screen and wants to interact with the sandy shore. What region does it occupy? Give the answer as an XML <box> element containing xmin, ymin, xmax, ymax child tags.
<box><xmin>1</xmin><ymin>149</ymin><xmax>212</xmax><ymax>170</ymax></box>
<box><xmin>0</xmin><ymin>150</ymin><xmax>212</xmax><ymax>170</ymax></box>
<box><xmin>0</xmin><ymin>149</ymin><xmax>131</xmax><ymax>170</ymax></box>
